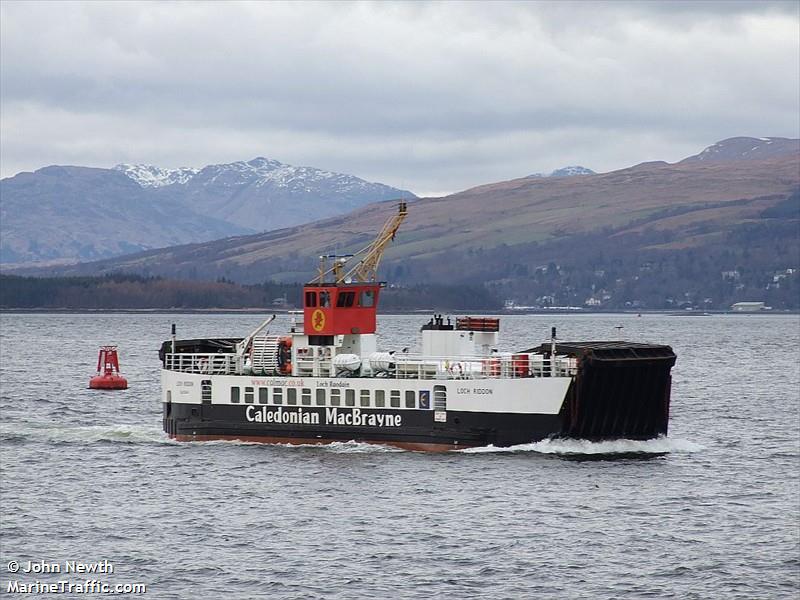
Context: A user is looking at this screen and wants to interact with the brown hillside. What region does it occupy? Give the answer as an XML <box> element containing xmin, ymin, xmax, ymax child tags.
<box><xmin>17</xmin><ymin>153</ymin><xmax>800</xmax><ymax>284</ymax></box>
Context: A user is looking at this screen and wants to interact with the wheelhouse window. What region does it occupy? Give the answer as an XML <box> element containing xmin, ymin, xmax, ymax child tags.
<box><xmin>359</xmin><ymin>290</ymin><xmax>375</xmax><ymax>307</ymax></box>
<box><xmin>405</xmin><ymin>390</ymin><xmax>416</xmax><ymax>409</ymax></box>
<box><xmin>336</xmin><ymin>291</ymin><xmax>356</xmax><ymax>307</ymax></box>
<box><xmin>305</xmin><ymin>291</ymin><xmax>317</xmax><ymax>307</ymax></box>
<box><xmin>272</xmin><ymin>387</ymin><xmax>283</xmax><ymax>405</ymax></box>
<box><xmin>345</xmin><ymin>389</ymin><xmax>355</xmax><ymax>406</ymax></box>
<box><xmin>319</xmin><ymin>291</ymin><xmax>331</xmax><ymax>307</ymax></box>
<box><xmin>390</xmin><ymin>390</ymin><xmax>400</xmax><ymax>408</ymax></box>
<box><xmin>231</xmin><ymin>387</ymin><xmax>240</xmax><ymax>403</ymax></box>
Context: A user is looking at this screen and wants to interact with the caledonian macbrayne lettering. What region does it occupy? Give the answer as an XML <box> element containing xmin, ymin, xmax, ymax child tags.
<box><xmin>245</xmin><ymin>406</ymin><xmax>402</xmax><ymax>427</ymax></box>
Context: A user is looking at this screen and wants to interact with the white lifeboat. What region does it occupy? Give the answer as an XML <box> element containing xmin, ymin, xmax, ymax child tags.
<box><xmin>332</xmin><ymin>354</ymin><xmax>361</xmax><ymax>373</ymax></box>
<box><xmin>369</xmin><ymin>351</ymin><xmax>395</xmax><ymax>373</ymax></box>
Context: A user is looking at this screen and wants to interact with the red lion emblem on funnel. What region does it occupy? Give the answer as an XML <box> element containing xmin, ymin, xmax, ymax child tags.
<box><xmin>311</xmin><ymin>309</ymin><xmax>326</xmax><ymax>332</ymax></box>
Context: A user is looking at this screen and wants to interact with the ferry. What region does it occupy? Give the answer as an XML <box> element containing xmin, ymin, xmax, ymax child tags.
<box><xmin>159</xmin><ymin>202</ymin><xmax>676</xmax><ymax>451</ymax></box>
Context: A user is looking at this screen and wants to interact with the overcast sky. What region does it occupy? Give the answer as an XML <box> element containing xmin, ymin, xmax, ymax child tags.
<box><xmin>1</xmin><ymin>1</ymin><xmax>798</xmax><ymax>196</ymax></box>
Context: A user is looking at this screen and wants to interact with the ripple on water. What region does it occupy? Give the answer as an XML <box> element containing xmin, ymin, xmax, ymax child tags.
<box><xmin>1</xmin><ymin>312</ymin><xmax>798</xmax><ymax>600</ymax></box>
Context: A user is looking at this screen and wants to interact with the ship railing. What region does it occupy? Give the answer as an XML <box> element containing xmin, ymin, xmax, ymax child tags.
<box><xmin>294</xmin><ymin>357</ymin><xmax>333</xmax><ymax>377</ymax></box>
<box><xmin>390</xmin><ymin>353</ymin><xmax>577</xmax><ymax>380</ymax></box>
<box><xmin>164</xmin><ymin>352</ymin><xmax>240</xmax><ymax>375</ymax></box>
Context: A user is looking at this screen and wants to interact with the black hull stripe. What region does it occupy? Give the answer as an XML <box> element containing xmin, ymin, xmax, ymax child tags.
<box><xmin>164</xmin><ymin>403</ymin><xmax>562</xmax><ymax>448</ymax></box>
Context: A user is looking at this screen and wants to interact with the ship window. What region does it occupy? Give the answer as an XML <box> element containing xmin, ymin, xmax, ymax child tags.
<box><xmin>305</xmin><ymin>291</ymin><xmax>317</xmax><ymax>307</ymax></box>
<box><xmin>272</xmin><ymin>387</ymin><xmax>283</xmax><ymax>405</ymax></box>
<box><xmin>231</xmin><ymin>387</ymin><xmax>240</xmax><ymax>403</ymax></box>
<box><xmin>201</xmin><ymin>379</ymin><xmax>212</xmax><ymax>403</ymax></box>
<box><xmin>390</xmin><ymin>390</ymin><xmax>400</xmax><ymax>408</ymax></box>
<box><xmin>316</xmin><ymin>389</ymin><xmax>326</xmax><ymax>406</ymax></box>
<box><xmin>336</xmin><ymin>291</ymin><xmax>356</xmax><ymax>307</ymax></box>
<box><xmin>287</xmin><ymin>388</ymin><xmax>297</xmax><ymax>405</ymax></box>
<box><xmin>330</xmin><ymin>389</ymin><xmax>341</xmax><ymax>406</ymax></box>
<box><xmin>167</xmin><ymin>390</ymin><xmax>172</xmax><ymax>402</ymax></box>
<box><xmin>301</xmin><ymin>388</ymin><xmax>312</xmax><ymax>405</ymax></box>
<box><xmin>359</xmin><ymin>290</ymin><xmax>374</xmax><ymax>307</ymax></box>
<box><xmin>360</xmin><ymin>390</ymin><xmax>370</xmax><ymax>407</ymax></box>
<box><xmin>320</xmin><ymin>291</ymin><xmax>331</xmax><ymax>307</ymax></box>
<box><xmin>258</xmin><ymin>388</ymin><xmax>268</xmax><ymax>404</ymax></box>
<box><xmin>345</xmin><ymin>389</ymin><xmax>355</xmax><ymax>406</ymax></box>
<box><xmin>405</xmin><ymin>390</ymin><xmax>416</xmax><ymax>409</ymax></box>
<box><xmin>375</xmin><ymin>389</ymin><xmax>385</xmax><ymax>408</ymax></box>
<box><xmin>244</xmin><ymin>386</ymin><xmax>254</xmax><ymax>404</ymax></box>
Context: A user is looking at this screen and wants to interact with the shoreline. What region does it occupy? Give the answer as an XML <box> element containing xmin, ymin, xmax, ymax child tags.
<box><xmin>1</xmin><ymin>308</ymin><xmax>797</xmax><ymax>316</ymax></box>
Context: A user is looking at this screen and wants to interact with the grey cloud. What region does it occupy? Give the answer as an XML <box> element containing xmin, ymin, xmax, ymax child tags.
<box><xmin>1</xmin><ymin>1</ymin><xmax>797</xmax><ymax>194</ymax></box>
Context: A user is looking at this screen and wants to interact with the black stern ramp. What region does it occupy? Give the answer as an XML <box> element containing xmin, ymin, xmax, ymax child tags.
<box><xmin>528</xmin><ymin>341</ymin><xmax>677</xmax><ymax>440</ymax></box>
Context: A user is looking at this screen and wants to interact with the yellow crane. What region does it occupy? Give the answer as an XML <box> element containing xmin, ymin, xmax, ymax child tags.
<box><xmin>309</xmin><ymin>201</ymin><xmax>408</xmax><ymax>285</ymax></box>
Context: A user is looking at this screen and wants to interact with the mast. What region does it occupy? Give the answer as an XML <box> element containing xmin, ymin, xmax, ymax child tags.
<box><xmin>308</xmin><ymin>201</ymin><xmax>408</xmax><ymax>285</ymax></box>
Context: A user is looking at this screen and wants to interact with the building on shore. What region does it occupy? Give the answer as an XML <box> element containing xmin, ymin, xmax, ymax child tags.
<box><xmin>731</xmin><ymin>301</ymin><xmax>768</xmax><ymax>312</ymax></box>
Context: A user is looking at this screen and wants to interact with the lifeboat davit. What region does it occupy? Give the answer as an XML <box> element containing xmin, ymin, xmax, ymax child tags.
<box><xmin>89</xmin><ymin>346</ymin><xmax>128</xmax><ymax>390</ymax></box>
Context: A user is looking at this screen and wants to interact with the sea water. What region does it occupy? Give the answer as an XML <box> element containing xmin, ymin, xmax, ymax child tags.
<box><xmin>1</xmin><ymin>313</ymin><xmax>798</xmax><ymax>599</ymax></box>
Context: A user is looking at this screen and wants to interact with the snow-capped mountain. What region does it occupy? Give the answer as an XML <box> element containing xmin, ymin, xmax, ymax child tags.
<box><xmin>1</xmin><ymin>158</ymin><xmax>415</xmax><ymax>264</ymax></box>
<box><xmin>527</xmin><ymin>165</ymin><xmax>596</xmax><ymax>178</ymax></box>
<box><xmin>681</xmin><ymin>137</ymin><xmax>799</xmax><ymax>163</ymax></box>
<box><xmin>140</xmin><ymin>157</ymin><xmax>416</xmax><ymax>231</ymax></box>
<box><xmin>115</xmin><ymin>157</ymin><xmax>412</xmax><ymax>197</ymax></box>
<box><xmin>0</xmin><ymin>166</ymin><xmax>248</xmax><ymax>264</ymax></box>
<box><xmin>188</xmin><ymin>157</ymin><xmax>396</xmax><ymax>195</ymax></box>
<box><xmin>549</xmin><ymin>166</ymin><xmax>596</xmax><ymax>177</ymax></box>
<box><xmin>114</xmin><ymin>164</ymin><xmax>199</xmax><ymax>187</ymax></box>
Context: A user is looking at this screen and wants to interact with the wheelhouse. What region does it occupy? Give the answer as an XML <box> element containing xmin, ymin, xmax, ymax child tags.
<box><xmin>302</xmin><ymin>283</ymin><xmax>382</xmax><ymax>336</ymax></box>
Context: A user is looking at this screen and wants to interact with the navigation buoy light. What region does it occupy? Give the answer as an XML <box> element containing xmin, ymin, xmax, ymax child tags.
<box><xmin>89</xmin><ymin>346</ymin><xmax>128</xmax><ymax>390</ymax></box>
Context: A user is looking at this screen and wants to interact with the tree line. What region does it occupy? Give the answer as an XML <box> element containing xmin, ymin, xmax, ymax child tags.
<box><xmin>0</xmin><ymin>274</ymin><xmax>502</xmax><ymax>311</ymax></box>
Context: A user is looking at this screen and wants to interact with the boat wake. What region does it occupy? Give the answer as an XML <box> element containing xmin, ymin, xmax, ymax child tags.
<box><xmin>316</xmin><ymin>440</ymin><xmax>404</xmax><ymax>453</ymax></box>
<box><xmin>0</xmin><ymin>423</ymin><xmax>176</xmax><ymax>445</ymax></box>
<box><xmin>1</xmin><ymin>422</ymin><xmax>703</xmax><ymax>457</ymax></box>
<box><xmin>459</xmin><ymin>436</ymin><xmax>704</xmax><ymax>455</ymax></box>
<box><xmin>180</xmin><ymin>438</ymin><xmax>404</xmax><ymax>452</ymax></box>
<box><xmin>191</xmin><ymin>437</ymin><xmax>703</xmax><ymax>456</ymax></box>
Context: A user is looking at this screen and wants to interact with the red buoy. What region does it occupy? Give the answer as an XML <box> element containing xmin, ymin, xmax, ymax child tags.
<box><xmin>89</xmin><ymin>346</ymin><xmax>128</xmax><ymax>390</ymax></box>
